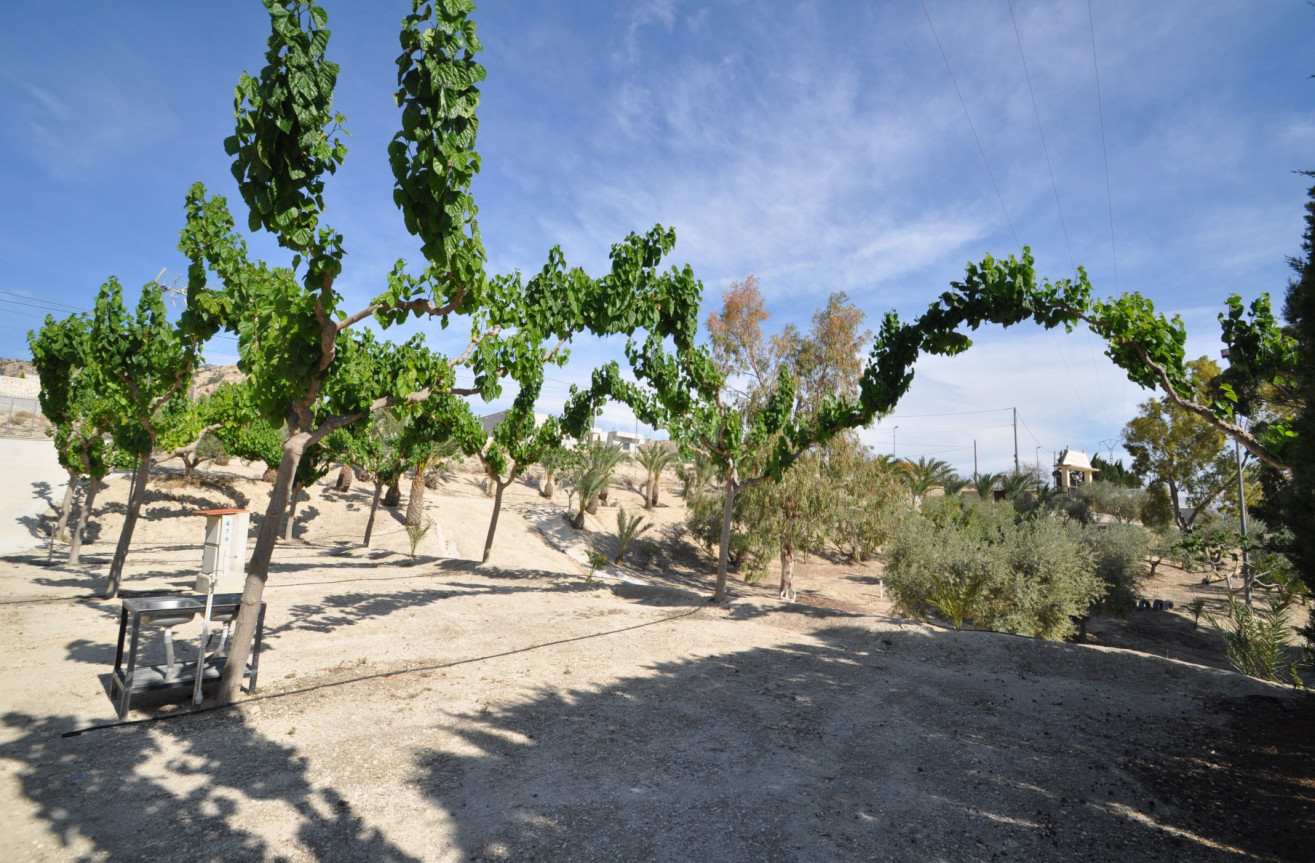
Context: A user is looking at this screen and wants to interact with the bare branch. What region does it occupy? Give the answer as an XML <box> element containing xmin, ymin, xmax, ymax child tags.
<box><xmin>336</xmin><ymin>285</ymin><xmax>468</xmax><ymax>333</ymax></box>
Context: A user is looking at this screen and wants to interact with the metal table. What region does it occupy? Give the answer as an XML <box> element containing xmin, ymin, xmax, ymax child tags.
<box><xmin>109</xmin><ymin>593</ymin><xmax>266</xmax><ymax>718</ymax></box>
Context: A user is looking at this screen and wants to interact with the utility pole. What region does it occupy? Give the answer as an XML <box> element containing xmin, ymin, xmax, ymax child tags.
<box><xmin>973</xmin><ymin>440</ymin><xmax>978</xmax><ymax>476</ymax></box>
<box><xmin>1012</xmin><ymin>407</ymin><xmax>1020</xmax><ymax>473</ymax></box>
<box><xmin>893</xmin><ymin>426</ymin><xmax>899</xmax><ymax>460</ymax></box>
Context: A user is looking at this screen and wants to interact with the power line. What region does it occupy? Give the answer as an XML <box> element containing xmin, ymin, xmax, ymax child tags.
<box><xmin>920</xmin><ymin>0</ymin><xmax>1020</xmax><ymax>247</ymax></box>
<box><xmin>1007</xmin><ymin>0</ymin><xmax>1076</xmax><ymax>274</ymax></box>
<box><xmin>883</xmin><ymin>406</ymin><xmax>1012</xmax><ymax>419</ymax></box>
<box><xmin>1087</xmin><ymin>0</ymin><xmax>1120</xmax><ymax>292</ymax></box>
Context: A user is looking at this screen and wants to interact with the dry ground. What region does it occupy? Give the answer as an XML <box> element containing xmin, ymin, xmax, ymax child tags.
<box><xmin>0</xmin><ymin>452</ymin><xmax>1312</xmax><ymax>862</ymax></box>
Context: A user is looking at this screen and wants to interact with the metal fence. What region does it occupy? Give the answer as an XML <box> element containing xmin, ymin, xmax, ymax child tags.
<box><xmin>0</xmin><ymin>396</ymin><xmax>50</xmax><ymax>440</ymax></box>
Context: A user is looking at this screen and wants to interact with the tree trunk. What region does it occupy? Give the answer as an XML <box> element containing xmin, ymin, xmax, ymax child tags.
<box><xmin>649</xmin><ymin>478</ymin><xmax>660</xmax><ymax>508</ymax></box>
<box><xmin>68</xmin><ymin>476</ymin><xmax>101</xmax><ymax>565</ymax></box>
<box><xmin>406</xmin><ymin>458</ymin><xmax>429</xmax><ymax>527</ymax></box>
<box><xmin>541</xmin><ymin>471</ymin><xmax>554</xmax><ymax>499</ymax></box>
<box><xmin>335</xmin><ymin>464</ymin><xmax>354</xmax><ymax>493</ymax></box>
<box><xmin>384</xmin><ymin>478</ymin><xmax>401</xmax><ymax>507</ymax></box>
<box><xmin>363</xmin><ymin>480</ymin><xmax>383</xmax><ymax>546</ymax></box>
<box><xmin>642</xmin><ymin>478</ymin><xmax>654</xmax><ymax>510</ymax></box>
<box><xmin>102</xmin><ymin>454</ymin><xmax>152</xmax><ymax>599</ymax></box>
<box><xmin>713</xmin><ymin>471</ymin><xmax>738</xmax><ymax>604</ymax></box>
<box><xmin>218</xmin><ymin>430</ymin><xmax>307</xmax><ymax>704</ymax></box>
<box><xmin>482</xmin><ymin>478</ymin><xmax>509</xmax><ymax>564</ymax></box>
<box><xmin>779</xmin><ymin>533</ymin><xmax>796</xmax><ymax>601</ymax></box>
<box><xmin>181</xmin><ymin>453</ymin><xmax>197</xmax><ymax>482</ymax></box>
<box><xmin>1168</xmin><ymin>479</ymin><xmax>1186</xmax><ymax>531</ymax></box>
<box><xmin>283</xmin><ymin>483</ymin><xmax>304</xmax><ymax>541</ymax></box>
<box><xmin>51</xmin><ymin>467</ymin><xmax>78</xmax><ymax>546</ymax></box>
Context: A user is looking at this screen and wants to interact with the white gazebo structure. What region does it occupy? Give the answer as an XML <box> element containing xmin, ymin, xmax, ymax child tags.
<box><xmin>1053</xmin><ymin>447</ymin><xmax>1098</xmax><ymax>493</ymax></box>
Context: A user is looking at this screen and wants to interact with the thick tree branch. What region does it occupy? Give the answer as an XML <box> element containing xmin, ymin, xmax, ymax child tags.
<box><xmin>336</xmin><ymin>286</ymin><xmax>467</xmax><ymax>333</ymax></box>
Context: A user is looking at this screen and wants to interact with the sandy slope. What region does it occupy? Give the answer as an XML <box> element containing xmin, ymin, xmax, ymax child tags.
<box><xmin>0</xmin><ymin>447</ymin><xmax>1311</xmax><ymax>862</ymax></box>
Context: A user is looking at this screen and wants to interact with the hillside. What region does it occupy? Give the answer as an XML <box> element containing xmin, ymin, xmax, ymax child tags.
<box><xmin>0</xmin><ymin>454</ymin><xmax>1310</xmax><ymax>861</ymax></box>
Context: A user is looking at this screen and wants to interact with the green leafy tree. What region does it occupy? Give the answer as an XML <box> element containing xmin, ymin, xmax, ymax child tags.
<box><xmin>178</xmin><ymin>1</ymin><xmax>699</xmax><ymax>703</ymax></box>
<box><xmin>1090</xmin><ymin>454</ymin><xmax>1140</xmax><ymax>488</ymax></box>
<box><xmin>327</xmin><ymin>408</ymin><xmax>405</xmax><ymax>546</ymax></box>
<box><xmin>824</xmin><ymin>441</ymin><xmax>902</xmax><ymax>564</ymax></box>
<box><xmin>29</xmin><ymin>313</ymin><xmax>117</xmax><ymax>564</ymax></box>
<box><xmin>1261</xmin><ymin>177</ymin><xmax>1315</xmax><ymax>591</ymax></box>
<box><xmin>155</xmin><ymin>392</ymin><xmax>223</xmax><ymax>482</ymax></box>
<box><xmin>1123</xmin><ymin>357</ymin><xmax>1230</xmax><ymax>530</ymax></box>
<box><xmin>91</xmin><ymin>278</ymin><xmax>203</xmax><ymax>598</ymax></box>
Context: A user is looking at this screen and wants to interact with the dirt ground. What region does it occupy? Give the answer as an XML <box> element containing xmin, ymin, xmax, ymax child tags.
<box><xmin>1</xmin><ymin>451</ymin><xmax>1312</xmax><ymax>862</ymax></box>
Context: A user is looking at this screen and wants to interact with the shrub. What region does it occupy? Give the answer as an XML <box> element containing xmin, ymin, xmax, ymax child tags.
<box><xmin>1140</xmin><ymin>482</ymin><xmax>1175</xmax><ymax>530</ymax></box>
<box><xmin>1079</xmin><ymin>522</ymin><xmax>1150</xmax><ymax>616</ymax></box>
<box><xmin>1208</xmin><ymin>596</ymin><xmax>1304</xmax><ymax>683</ymax></box>
<box><xmin>884</xmin><ymin>500</ymin><xmax>1104</xmax><ymax>640</ymax></box>
<box><xmin>196</xmin><ymin>431</ymin><xmax>227</xmax><ymax>464</ymax></box>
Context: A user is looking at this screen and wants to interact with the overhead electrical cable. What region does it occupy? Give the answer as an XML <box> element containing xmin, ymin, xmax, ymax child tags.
<box><xmin>920</xmin><ymin>0</ymin><xmax>1020</xmax><ymax>247</ymax></box>
<box><xmin>1007</xmin><ymin>0</ymin><xmax>1075</xmax><ymax>273</ymax></box>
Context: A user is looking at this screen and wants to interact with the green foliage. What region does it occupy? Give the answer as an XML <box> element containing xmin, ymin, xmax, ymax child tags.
<box><xmin>1091</xmin><ymin>454</ymin><xmax>1140</xmax><ymax>488</ymax></box>
<box><xmin>1078</xmin><ymin>523</ymin><xmax>1150</xmax><ymax>616</ymax></box>
<box><xmin>585</xmin><ymin>549</ymin><xmax>609</xmax><ymax>582</ymax></box>
<box><xmin>205</xmin><ymin>382</ymin><xmax>285</xmax><ymax>470</ymax></box>
<box><xmin>225</xmin><ymin>0</ymin><xmax>347</xmax><ymax>265</ymax></box>
<box><xmin>567</xmin><ymin>442</ymin><xmax>625</xmax><ymax>529</ymax></box>
<box><xmin>28</xmin><ymin>312</ymin><xmax>116</xmax><ymax>484</ymax></box>
<box><xmin>824</xmin><ymin>441</ymin><xmax>902</xmax><ymax>563</ymax></box>
<box><xmin>898</xmin><ymin>456</ymin><xmax>955</xmax><ymax>504</ymax></box>
<box><xmin>1270</xmin><ymin>178</ymin><xmax>1315</xmax><ymax>592</ymax></box>
<box><xmin>1208</xmin><ymin>596</ymin><xmax>1304</xmax><ymax>684</ymax></box>
<box><xmin>388</xmin><ymin>0</ymin><xmax>485</xmax><ymax>299</ymax></box>
<box><xmin>1070</xmin><ymin>481</ymin><xmax>1144</xmax><ymax>525</ymax></box>
<box><xmin>884</xmin><ymin>499</ymin><xmax>1105</xmax><ymax>641</ymax></box>
<box><xmin>634</xmin><ymin>441</ymin><xmax>678</xmax><ymax>508</ymax></box>
<box><xmin>90</xmin><ymin>278</ymin><xmax>201</xmax><ymax>457</ymax></box>
<box><xmin>405</xmin><ymin>519</ymin><xmax>431</xmax><ymax>559</ymax></box>
<box><xmin>1139</xmin><ymin>482</ymin><xmax>1175</xmax><ymax>530</ymax></box>
<box><xmin>1122</xmin><ymin>357</ymin><xmax>1230</xmax><ymax>530</ymax></box>
<box><xmin>614</xmin><ymin>506</ymin><xmax>652</xmax><ymax>564</ymax></box>
<box><xmin>195</xmin><ymin>431</ymin><xmax>228</xmax><ymax>464</ymax></box>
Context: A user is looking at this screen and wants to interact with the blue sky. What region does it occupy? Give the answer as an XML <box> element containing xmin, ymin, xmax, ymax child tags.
<box><xmin>1</xmin><ymin>1</ymin><xmax>1311</xmax><ymax>476</ymax></box>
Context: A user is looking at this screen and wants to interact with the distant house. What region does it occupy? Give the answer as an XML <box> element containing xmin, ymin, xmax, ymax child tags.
<box><xmin>605</xmin><ymin>430</ymin><xmax>645</xmax><ymax>453</ymax></box>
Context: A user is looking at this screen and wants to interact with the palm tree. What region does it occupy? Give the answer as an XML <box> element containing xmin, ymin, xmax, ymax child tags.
<box><xmin>634</xmin><ymin>441</ymin><xmax>678</xmax><ymax>509</ymax></box>
<box><xmin>614</xmin><ymin>506</ymin><xmax>653</xmax><ymax>563</ymax></box>
<box><xmin>999</xmin><ymin>470</ymin><xmax>1040</xmax><ymax>500</ymax></box>
<box><xmin>568</xmin><ymin>443</ymin><xmax>625</xmax><ymax>529</ymax></box>
<box><xmin>971</xmin><ymin>471</ymin><xmax>1005</xmax><ymax>501</ymax></box>
<box><xmin>899</xmin><ymin>456</ymin><xmax>955</xmax><ymax>504</ymax></box>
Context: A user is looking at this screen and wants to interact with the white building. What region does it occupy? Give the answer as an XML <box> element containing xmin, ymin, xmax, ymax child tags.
<box><xmin>605</xmin><ymin>430</ymin><xmax>645</xmax><ymax>453</ymax></box>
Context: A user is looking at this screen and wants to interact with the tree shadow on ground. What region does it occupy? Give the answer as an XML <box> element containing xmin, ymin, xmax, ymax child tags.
<box><xmin>0</xmin><ymin>710</ymin><xmax>421</xmax><ymax>862</ymax></box>
<box><xmin>405</xmin><ymin>625</ymin><xmax>1313</xmax><ymax>862</ymax></box>
<box><xmin>4</xmin><ymin>626</ymin><xmax>1312</xmax><ymax>861</ymax></box>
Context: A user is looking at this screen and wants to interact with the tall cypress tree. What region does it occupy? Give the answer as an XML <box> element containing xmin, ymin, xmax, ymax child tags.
<box><xmin>1280</xmin><ymin>177</ymin><xmax>1315</xmax><ymax>590</ymax></box>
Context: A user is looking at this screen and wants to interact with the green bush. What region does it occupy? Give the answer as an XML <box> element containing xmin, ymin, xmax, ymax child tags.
<box><xmin>884</xmin><ymin>500</ymin><xmax>1105</xmax><ymax>641</ymax></box>
<box><xmin>196</xmin><ymin>431</ymin><xmax>228</xmax><ymax>464</ymax></box>
<box><xmin>1079</xmin><ymin>523</ymin><xmax>1150</xmax><ymax>616</ymax></box>
<box><xmin>1140</xmin><ymin>482</ymin><xmax>1175</xmax><ymax>530</ymax></box>
<box><xmin>1208</xmin><ymin>596</ymin><xmax>1304</xmax><ymax>683</ymax></box>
